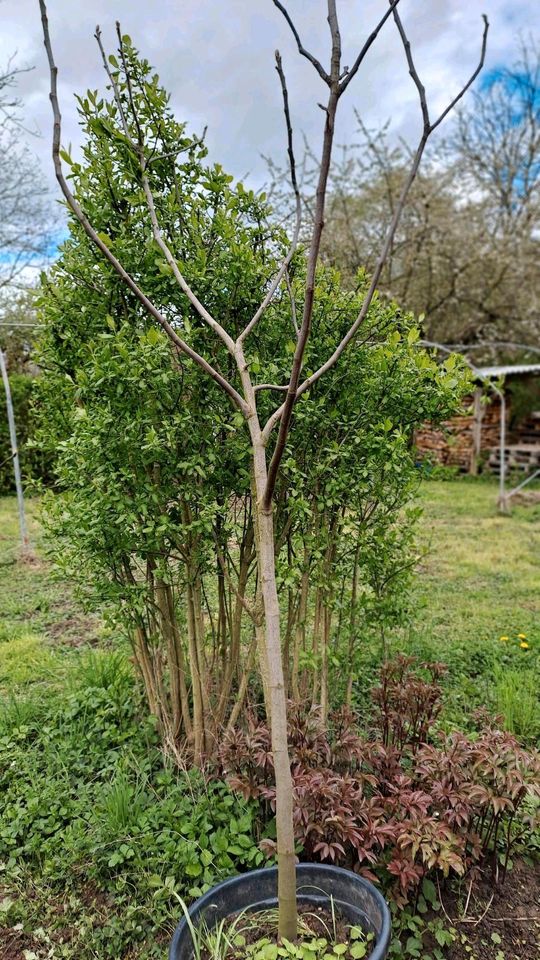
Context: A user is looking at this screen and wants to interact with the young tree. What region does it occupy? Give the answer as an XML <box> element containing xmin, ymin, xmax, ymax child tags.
<box><xmin>38</xmin><ymin>0</ymin><xmax>487</xmax><ymax>937</ymax></box>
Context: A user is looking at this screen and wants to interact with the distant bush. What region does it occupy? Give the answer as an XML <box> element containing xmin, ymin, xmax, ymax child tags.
<box><xmin>0</xmin><ymin>373</ymin><xmax>51</xmax><ymax>493</ymax></box>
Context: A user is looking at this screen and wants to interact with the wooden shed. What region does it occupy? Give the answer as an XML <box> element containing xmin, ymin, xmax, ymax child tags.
<box><xmin>415</xmin><ymin>363</ymin><xmax>540</xmax><ymax>475</ymax></box>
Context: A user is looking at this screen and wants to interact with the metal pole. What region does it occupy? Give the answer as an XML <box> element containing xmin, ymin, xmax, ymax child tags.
<box><xmin>499</xmin><ymin>389</ymin><xmax>506</xmax><ymax>512</ymax></box>
<box><xmin>0</xmin><ymin>348</ymin><xmax>29</xmax><ymax>550</ymax></box>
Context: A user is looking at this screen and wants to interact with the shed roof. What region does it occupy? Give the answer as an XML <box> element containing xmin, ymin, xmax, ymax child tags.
<box><xmin>475</xmin><ymin>363</ymin><xmax>540</xmax><ymax>379</ymax></box>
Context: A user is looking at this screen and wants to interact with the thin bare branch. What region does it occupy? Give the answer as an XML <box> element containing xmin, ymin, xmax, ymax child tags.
<box><xmin>430</xmin><ymin>15</ymin><xmax>489</xmax><ymax>132</ymax></box>
<box><xmin>215</xmin><ymin>539</ymin><xmax>257</xmax><ymax>621</ymax></box>
<box><xmin>105</xmin><ymin>30</ymin><xmax>237</xmax><ymax>356</ymax></box>
<box><xmin>94</xmin><ymin>25</ymin><xmax>131</xmax><ymax>138</ymax></box>
<box><xmin>262</xmin><ymin>0</ymin><xmax>343</xmax><ymax>500</ymax></box>
<box><xmin>391</xmin><ymin>1</ymin><xmax>430</xmax><ymax>132</ymax></box>
<box><xmin>254</xmin><ymin>383</ymin><xmax>289</xmax><ymax>394</ymax></box>
<box><xmin>141</xmin><ymin>176</ymin><xmax>237</xmax><ymax>355</ymax></box>
<box><xmin>272</xmin><ymin>0</ymin><xmax>330</xmax><ymax>84</ymax></box>
<box><xmin>339</xmin><ymin>0</ymin><xmax>401</xmax><ymax>95</ymax></box>
<box><xmin>284</xmin><ymin>268</ymin><xmax>298</xmax><ymax>336</ymax></box>
<box><xmin>238</xmin><ymin>49</ymin><xmax>301</xmax><ymax>344</ymax></box>
<box><xmin>38</xmin><ymin>0</ymin><xmax>247</xmax><ymax>414</ymax></box>
<box><xmin>263</xmin><ymin>10</ymin><xmax>490</xmax><ymax>439</ymax></box>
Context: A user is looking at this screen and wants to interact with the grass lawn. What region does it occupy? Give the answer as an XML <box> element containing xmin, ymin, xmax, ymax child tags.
<box><xmin>2</xmin><ymin>479</ymin><xmax>538</xmax><ymax>659</ymax></box>
<box><xmin>1</xmin><ymin>480</ymin><xmax>539</xmax><ymax>731</ymax></box>
<box><xmin>415</xmin><ymin>479</ymin><xmax>540</xmax><ymax>647</ymax></box>
<box><xmin>0</xmin><ymin>496</ymin><xmax>102</xmax><ymax>649</ymax></box>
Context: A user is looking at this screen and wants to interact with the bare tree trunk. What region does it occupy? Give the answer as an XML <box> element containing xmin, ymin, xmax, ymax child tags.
<box><xmin>345</xmin><ymin>539</ymin><xmax>360</xmax><ymax>708</ymax></box>
<box><xmin>132</xmin><ymin>624</ymin><xmax>161</xmax><ymax>724</ymax></box>
<box><xmin>311</xmin><ymin>585</ymin><xmax>322</xmax><ymax>707</ymax></box>
<box><xmin>291</xmin><ymin>557</ymin><xmax>309</xmax><ymax>701</ymax></box>
<box><xmin>227</xmin><ymin>628</ymin><xmax>258</xmax><ymax>731</ymax></box>
<box><xmin>156</xmin><ymin>579</ymin><xmax>183</xmax><ymax>740</ymax></box>
<box><xmin>185</xmin><ymin>576</ymin><xmax>206</xmax><ymax>761</ymax></box>
<box><xmin>320</xmin><ymin>603</ymin><xmax>332</xmax><ymax>727</ymax></box>
<box><xmin>252</xmin><ymin>438</ymin><xmax>296</xmax><ymax>939</ymax></box>
<box><xmin>216</xmin><ymin>528</ymin><xmax>254</xmax><ymax>726</ymax></box>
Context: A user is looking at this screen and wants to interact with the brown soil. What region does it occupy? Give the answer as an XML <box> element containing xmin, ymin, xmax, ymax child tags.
<box><xmin>445</xmin><ymin>859</ymin><xmax>540</xmax><ymax>960</ymax></box>
<box><xmin>46</xmin><ymin>606</ymin><xmax>101</xmax><ymax>647</ymax></box>
<box><xmin>0</xmin><ymin>926</ymin><xmax>42</xmax><ymax>960</ymax></box>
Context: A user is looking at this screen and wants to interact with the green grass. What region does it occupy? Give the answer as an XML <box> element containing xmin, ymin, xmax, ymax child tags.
<box><xmin>0</xmin><ymin>496</ymin><xmax>102</xmax><ymax>648</ymax></box>
<box><xmin>414</xmin><ymin>478</ymin><xmax>540</xmax><ymax>646</ymax></box>
<box><xmin>401</xmin><ymin>478</ymin><xmax>540</xmax><ymax>738</ymax></box>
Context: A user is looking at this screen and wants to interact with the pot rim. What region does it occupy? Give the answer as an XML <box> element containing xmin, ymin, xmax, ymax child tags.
<box><xmin>169</xmin><ymin>863</ymin><xmax>391</xmax><ymax>960</ymax></box>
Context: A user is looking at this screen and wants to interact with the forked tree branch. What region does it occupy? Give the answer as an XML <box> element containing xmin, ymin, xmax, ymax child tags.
<box><xmin>262</xmin><ymin>8</ymin><xmax>489</xmax><ymax>441</ymax></box>
<box><xmin>272</xmin><ymin>0</ymin><xmax>330</xmax><ymax>84</ymax></box>
<box><xmin>339</xmin><ymin>0</ymin><xmax>402</xmax><ymax>94</ymax></box>
<box><xmin>263</xmin><ymin>0</ymin><xmax>344</xmax><ymax>507</ymax></box>
<box><xmin>39</xmin><ymin>0</ymin><xmax>247</xmax><ymax>413</ymax></box>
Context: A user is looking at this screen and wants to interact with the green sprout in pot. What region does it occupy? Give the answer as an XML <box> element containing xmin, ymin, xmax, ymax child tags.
<box><xmin>173</xmin><ymin>895</ymin><xmax>375</xmax><ymax>960</ymax></box>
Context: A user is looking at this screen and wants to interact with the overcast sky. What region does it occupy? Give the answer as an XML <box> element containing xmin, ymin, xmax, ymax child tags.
<box><xmin>1</xmin><ymin>0</ymin><xmax>537</xmax><ymax>208</ymax></box>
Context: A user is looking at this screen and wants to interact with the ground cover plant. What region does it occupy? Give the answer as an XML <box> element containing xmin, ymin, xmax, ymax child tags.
<box><xmin>220</xmin><ymin>658</ymin><xmax>539</xmax><ymax>901</ymax></box>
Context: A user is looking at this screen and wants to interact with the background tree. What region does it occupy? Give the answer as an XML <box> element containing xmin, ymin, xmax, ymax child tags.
<box><xmin>0</xmin><ymin>46</ymin><xmax>55</xmax><ymax>497</ymax></box>
<box><xmin>0</xmin><ymin>60</ymin><xmax>53</xmax><ymax>293</ymax></box>
<box><xmin>268</xmin><ymin>37</ymin><xmax>539</xmax><ymax>352</ymax></box>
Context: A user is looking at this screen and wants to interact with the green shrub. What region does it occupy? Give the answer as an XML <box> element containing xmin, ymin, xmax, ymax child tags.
<box><xmin>0</xmin><ymin>373</ymin><xmax>51</xmax><ymax>493</ymax></box>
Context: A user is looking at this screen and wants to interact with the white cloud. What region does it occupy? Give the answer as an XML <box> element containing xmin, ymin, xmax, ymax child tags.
<box><xmin>1</xmin><ymin>0</ymin><xmax>537</xmax><ymax>206</ymax></box>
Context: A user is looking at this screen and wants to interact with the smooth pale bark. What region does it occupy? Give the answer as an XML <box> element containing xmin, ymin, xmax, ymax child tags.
<box><xmin>291</xmin><ymin>559</ymin><xmax>309</xmax><ymax>701</ymax></box>
<box><xmin>251</xmin><ymin>431</ymin><xmax>297</xmax><ymax>940</ymax></box>
<box><xmin>185</xmin><ymin>576</ymin><xmax>207</xmax><ymax>761</ymax></box>
<box><xmin>227</xmin><ymin>629</ymin><xmax>258</xmax><ymax>731</ymax></box>
<box><xmin>345</xmin><ymin>540</ymin><xmax>361</xmax><ymax>708</ymax></box>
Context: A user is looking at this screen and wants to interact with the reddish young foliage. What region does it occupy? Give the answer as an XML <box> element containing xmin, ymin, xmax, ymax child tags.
<box><xmin>220</xmin><ymin>657</ymin><xmax>540</xmax><ymax>904</ymax></box>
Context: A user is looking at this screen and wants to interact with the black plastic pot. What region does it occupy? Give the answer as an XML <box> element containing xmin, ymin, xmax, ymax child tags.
<box><xmin>169</xmin><ymin>864</ymin><xmax>391</xmax><ymax>960</ymax></box>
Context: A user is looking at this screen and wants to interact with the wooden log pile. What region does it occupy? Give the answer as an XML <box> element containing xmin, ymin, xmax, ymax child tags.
<box><xmin>415</xmin><ymin>394</ymin><xmax>503</xmax><ymax>472</ymax></box>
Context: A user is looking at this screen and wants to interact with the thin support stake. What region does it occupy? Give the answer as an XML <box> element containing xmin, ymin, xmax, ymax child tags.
<box><xmin>0</xmin><ymin>348</ymin><xmax>29</xmax><ymax>550</ymax></box>
<box><xmin>499</xmin><ymin>390</ymin><xmax>506</xmax><ymax>508</ymax></box>
<box><xmin>506</xmin><ymin>467</ymin><xmax>540</xmax><ymax>500</ymax></box>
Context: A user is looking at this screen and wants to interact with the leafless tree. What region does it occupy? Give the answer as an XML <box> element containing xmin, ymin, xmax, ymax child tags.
<box><xmin>0</xmin><ymin>57</ymin><xmax>53</xmax><ymax>292</ymax></box>
<box><xmin>38</xmin><ymin>0</ymin><xmax>488</xmax><ymax>935</ymax></box>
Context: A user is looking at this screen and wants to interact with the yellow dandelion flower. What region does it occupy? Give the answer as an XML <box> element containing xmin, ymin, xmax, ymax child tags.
<box><xmin>520</xmin><ymin>641</ymin><xmax>529</xmax><ymax>650</ymax></box>
<box><xmin>499</xmin><ymin>635</ymin><xmax>509</xmax><ymax>642</ymax></box>
<box><xmin>517</xmin><ymin>633</ymin><xmax>527</xmax><ymax>640</ymax></box>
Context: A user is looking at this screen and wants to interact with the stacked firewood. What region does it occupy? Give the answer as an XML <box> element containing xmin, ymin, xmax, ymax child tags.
<box><xmin>415</xmin><ymin>394</ymin><xmax>503</xmax><ymax>472</ymax></box>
